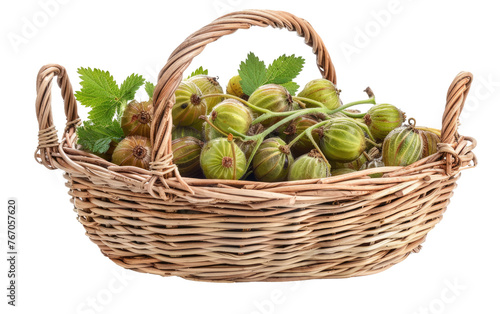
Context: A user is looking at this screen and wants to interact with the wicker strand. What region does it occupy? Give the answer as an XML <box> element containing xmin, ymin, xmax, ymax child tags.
<box><xmin>437</xmin><ymin>142</ymin><xmax>461</xmax><ymax>174</ymax></box>
<box><xmin>34</xmin><ymin>125</ymin><xmax>60</xmax><ymax>168</ymax></box>
<box><xmin>441</xmin><ymin>72</ymin><xmax>473</xmax><ymax>175</ymax></box>
<box><xmin>37</xmin><ymin>125</ymin><xmax>59</xmax><ymax>149</ymax></box>
<box><xmin>149</xmin><ymin>154</ymin><xmax>175</xmax><ymax>176</ymax></box>
<box><xmin>35</xmin><ymin>64</ymin><xmax>79</xmax><ymax>170</ymax></box>
<box><xmin>65</xmin><ymin>118</ymin><xmax>82</xmax><ymax>132</ymax></box>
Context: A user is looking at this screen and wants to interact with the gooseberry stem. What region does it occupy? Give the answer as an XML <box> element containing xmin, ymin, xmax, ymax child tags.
<box><xmin>287</xmin><ymin>120</ymin><xmax>328</xmax><ymax>148</ymax></box>
<box><xmin>226</xmin><ymin>128</ymin><xmax>247</xmax><ymax>139</ymax></box>
<box><xmin>253</xmin><ymin>96</ymin><xmax>376</xmax><ymax>125</ymax></box>
<box><xmin>243</xmin><ymin>136</ymin><xmax>264</xmax><ymax>173</ymax></box>
<box><xmin>292</xmin><ymin>96</ymin><xmax>328</xmax><ymax>109</ymax></box>
<box><xmin>351</xmin><ymin>119</ymin><xmax>376</xmax><ymax>142</ymax></box>
<box><xmin>363</xmin><ymin>151</ymin><xmax>372</xmax><ymax>162</ymax></box>
<box><xmin>306</xmin><ymin>131</ymin><xmax>329</xmax><ymax>165</ymax></box>
<box><xmin>365</xmin><ymin>138</ymin><xmax>381</xmax><ymax>148</ymax></box>
<box><xmin>342</xmin><ymin>110</ymin><xmax>367</xmax><ymax>118</ymax></box>
<box><xmin>201</xmin><ymin>93</ymin><xmax>270</xmax><ymax>114</ymax></box>
<box><xmin>284</xmin><ymin>120</ymin><xmax>331</xmax><ymax>165</ymax></box>
<box><xmin>294</xmin><ymin>98</ymin><xmax>307</xmax><ymax>109</ymax></box>
<box><xmin>221</xmin><ymin>88</ymin><xmax>376</xmax><ymax>174</ymax></box>
<box><xmin>199</xmin><ymin>115</ymin><xmax>234</xmax><ymax>139</ymax></box>
<box><xmin>228</xmin><ymin>95</ymin><xmax>376</xmax><ymax>169</ymax></box>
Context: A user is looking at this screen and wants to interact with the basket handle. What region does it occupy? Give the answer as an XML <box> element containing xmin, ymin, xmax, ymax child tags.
<box><xmin>150</xmin><ymin>9</ymin><xmax>335</xmax><ymax>178</ymax></box>
<box><xmin>440</xmin><ymin>71</ymin><xmax>473</xmax><ymax>174</ymax></box>
<box><xmin>35</xmin><ymin>64</ymin><xmax>80</xmax><ymax>170</ymax></box>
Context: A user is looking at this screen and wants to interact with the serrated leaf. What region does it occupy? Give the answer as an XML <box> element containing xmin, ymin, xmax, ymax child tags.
<box><xmin>145</xmin><ymin>81</ymin><xmax>155</xmax><ymax>99</ymax></box>
<box><xmin>120</xmin><ymin>73</ymin><xmax>145</xmax><ymax>101</ymax></box>
<box><xmin>87</xmin><ymin>100</ymin><xmax>118</xmax><ymax>125</ymax></box>
<box><xmin>77</xmin><ymin>120</ymin><xmax>124</xmax><ymax>154</ymax></box>
<box><xmin>238</xmin><ymin>52</ymin><xmax>267</xmax><ymax>96</ymax></box>
<box><xmin>187</xmin><ymin>66</ymin><xmax>208</xmax><ymax>79</ymax></box>
<box><xmin>266</xmin><ymin>54</ymin><xmax>305</xmax><ymax>84</ymax></box>
<box><xmin>280</xmin><ymin>81</ymin><xmax>300</xmax><ymax>96</ymax></box>
<box><xmin>75</xmin><ymin>67</ymin><xmax>121</xmax><ymax>109</ymax></box>
<box><xmin>93</xmin><ymin>138</ymin><xmax>113</xmax><ymax>154</ymax></box>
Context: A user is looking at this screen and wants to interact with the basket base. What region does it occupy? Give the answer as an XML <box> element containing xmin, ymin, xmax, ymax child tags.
<box><xmin>87</xmin><ymin>233</ymin><xmax>426</xmax><ymax>282</ymax></box>
<box><xmin>67</xmin><ymin>170</ymin><xmax>456</xmax><ymax>282</ymax></box>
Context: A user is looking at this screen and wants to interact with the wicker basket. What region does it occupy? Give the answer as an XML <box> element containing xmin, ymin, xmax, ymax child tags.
<box><xmin>35</xmin><ymin>10</ymin><xmax>477</xmax><ymax>282</ymax></box>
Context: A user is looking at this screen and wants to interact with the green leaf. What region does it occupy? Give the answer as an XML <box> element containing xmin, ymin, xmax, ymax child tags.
<box><xmin>238</xmin><ymin>52</ymin><xmax>267</xmax><ymax>96</ymax></box>
<box><xmin>265</xmin><ymin>54</ymin><xmax>305</xmax><ymax>84</ymax></box>
<box><xmin>238</xmin><ymin>52</ymin><xmax>305</xmax><ymax>97</ymax></box>
<box><xmin>77</xmin><ymin>120</ymin><xmax>124</xmax><ymax>154</ymax></box>
<box><xmin>187</xmin><ymin>66</ymin><xmax>208</xmax><ymax>79</ymax></box>
<box><xmin>87</xmin><ymin>100</ymin><xmax>119</xmax><ymax>125</ymax></box>
<box><xmin>279</xmin><ymin>81</ymin><xmax>300</xmax><ymax>96</ymax></box>
<box><xmin>120</xmin><ymin>73</ymin><xmax>145</xmax><ymax>101</ymax></box>
<box><xmin>145</xmin><ymin>81</ymin><xmax>155</xmax><ymax>99</ymax></box>
<box><xmin>93</xmin><ymin>137</ymin><xmax>113</xmax><ymax>154</ymax></box>
<box><xmin>75</xmin><ymin>68</ymin><xmax>147</xmax><ymax>124</ymax></box>
<box><xmin>75</xmin><ymin>67</ymin><xmax>121</xmax><ymax>110</ymax></box>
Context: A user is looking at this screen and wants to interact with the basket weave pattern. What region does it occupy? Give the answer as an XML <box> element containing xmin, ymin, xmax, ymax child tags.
<box><xmin>35</xmin><ymin>10</ymin><xmax>476</xmax><ymax>282</ymax></box>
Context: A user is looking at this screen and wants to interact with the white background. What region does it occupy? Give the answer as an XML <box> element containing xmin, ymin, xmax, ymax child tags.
<box><xmin>1</xmin><ymin>0</ymin><xmax>499</xmax><ymax>313</ymax></box>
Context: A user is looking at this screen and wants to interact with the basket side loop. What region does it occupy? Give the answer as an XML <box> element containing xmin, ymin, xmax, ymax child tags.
<box><xmin>150</xmin><ymin>9</ymin><xmax>336</xmax><ymax>187</ymax></box>
<box><xmin>441</xmin><ymin>71</ymin><xmax>473</xmax><ymax>175</ymax></box>
<box><xmin>35</xmin><ymin>64</ymin><xmax>80</xmax><ymax>170</ymax></box>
